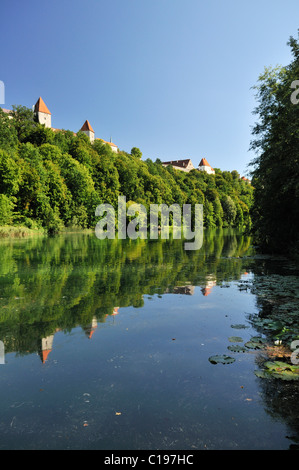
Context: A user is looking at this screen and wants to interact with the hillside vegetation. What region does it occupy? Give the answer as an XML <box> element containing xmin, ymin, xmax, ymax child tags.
<box><xmin>0</xmin><ymin>105</ymin><xmax>253</xmax><ymax>234</ymax></box>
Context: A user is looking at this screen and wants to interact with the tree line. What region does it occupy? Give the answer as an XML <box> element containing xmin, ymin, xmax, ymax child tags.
<box><xmin>250</xmin><ymin>31</ymin><xmax>299</xmax><ymax>255</ymax></box>
<box><xmin>0</xmin><ymin>104</ymin><xmax>253</xmax><ymax>234</ymax></box>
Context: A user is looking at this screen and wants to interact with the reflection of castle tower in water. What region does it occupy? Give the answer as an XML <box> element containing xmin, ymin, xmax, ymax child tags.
<box><xmin>36</xmin><ymin>276</ymin><xmax>220</xmax><ymax>365</ymax></box>
<box><xmin>201</xmin><ymin>278</ymin><xmax>217</xmax><ymax>297</ymax></box>
<box><xmin>83</xmin><ymin>316</ymin><xmax>98</xmax><ymax>339</ymax></box>
<box><xmin>38</xmin><ymin>308</ymin><xmax>121</xmax><ymax>363</ymax></box>
<box><xmin>38</xmin><ymin>335</ymin><xmax>54</xmax><ymax>364</ymax></box>
<box><xmin>37</xmin><ymin>309</ymin><xmax>119</xmax><ymax>363</ymax></box>
<box><xmin>35</xmin><ymin>275</ymin><xmax>215</xmax><ymax>366</ymax></box>
<box><xmin>164</xmin><ymin>279</ymin><xmax>218</xmax><ymax>297</ymax></box>
<box><xmin>112</xmin><ymin>307</ymin><xmax>119</xmax><ymax>316</ymax></box>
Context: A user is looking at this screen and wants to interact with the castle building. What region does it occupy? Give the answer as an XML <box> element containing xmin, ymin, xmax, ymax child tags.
<box><xmin>1</xmin><ymin>108</ymin><xmax>13</xmax><ymax>119</ymax></box>
<box><xmin>32</xmin><ymin>97</ymin><xmax>118</xmax><ymax>152</ymax></box>
<box><xmin>162</xmin><ymin>157</ymin><xmax>215</xmax><ymax>175</ymax></box>
<box><xmin>95</xmin><ymin>137</ymin><xmax>118</xmax><ymax>153</ymax></box>
<box><xmin>198</xmin><ymin>158</ymin><xmax>215</xmax><ymax>175</ymax></box>
<box><xmin>162</xmin><ymin>159</ymin><xmax>195</xmax><ymax>172</ymax></box>
<box><xmin>34</xmin><ymin>97</ymin><xmax>52</xmax><ymax>128</ymax></box>
<box><xmin>80</xmin><ymin>119</ymin><xmax>95</xmax><ymax>144</ymax></box>
<box><xmin>241</xmin><ymin>176</ymin><xmax>251</xmax><ymax>183</ymax></box>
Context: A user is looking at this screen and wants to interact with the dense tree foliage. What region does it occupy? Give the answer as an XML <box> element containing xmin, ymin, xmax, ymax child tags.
<box><xmin>0</xmin><ymin>105</ymin><xmax>253</xmax><ymax>233</ymax></box>
<box><xmin>250</xmin><ymin>32</ymin><xmax>299</xmax><ymax>255</ymax></box>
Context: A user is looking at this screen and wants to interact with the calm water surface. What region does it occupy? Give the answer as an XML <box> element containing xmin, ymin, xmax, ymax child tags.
<box><xmin>0</xmin><ymin>229</ymin><xmax>298</xmax><ymax>450</ymax></box>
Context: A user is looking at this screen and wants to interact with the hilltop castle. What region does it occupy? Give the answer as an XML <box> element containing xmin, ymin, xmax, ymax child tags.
<box><xmin>34</xmin><ymin>97</ymin><xmax>119</xmax><ymax>152</ymax></box>
<box><xmin>1</xmin><ymin>96</ymin><xmax>118</xmax><ymax>152</ymax></box>
<box><xmin>1</xmin><ymin>99</ymin><xmax>249</xmax><ymax>181</ymax></box>
<box><xmin>162</xmin><ymin>157</ymin><xmax>215</xmax><ymax>174</ymax></box>
<box><xmin>34</xmin><ymin>97</ymin><xmax>118</xmax><ymax>152</ymax></box>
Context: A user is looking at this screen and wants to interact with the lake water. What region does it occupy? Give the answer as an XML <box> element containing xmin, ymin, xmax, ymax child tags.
<box><xmin>0</xmin><ymin>229</ymin><xmax>298</xmax><ymax>450</ymax></box>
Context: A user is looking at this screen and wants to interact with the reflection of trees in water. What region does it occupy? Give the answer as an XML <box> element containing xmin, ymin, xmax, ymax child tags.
<box><xmin>255</xmin><ymin>372</ymin><xmax>299</xmax><ymax>449</ymax></box>
<box><xmin>0</xmin><ymin>228</ymin><xmax>253</xmax><ymax>357</ymax></box>
<box><xmin>3</xmin><ymin>229</ymin><xmax>299</xmax><ymax>448</ymax></box>
<box><xmin>245</xmin><ymin>258</ymin><xmax>299</xmax><ymax>449</ymax></box>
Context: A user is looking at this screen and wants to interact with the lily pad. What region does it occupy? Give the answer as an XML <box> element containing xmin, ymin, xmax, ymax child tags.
<box><xmin>208</xmin><ymin>355</ymin><xmax>235</xmax><ymax>365</ymax></box>
<box><xmin>227</xmin><ymin>345</ymin><xmax>247</xmax><ymax>353</ymax></box>
<box><xmin>228</xmin><ymin>336</ymin><xmax>243</xmax><ymax>343</ymax></box>
<box><xmin>255</xmin><ymin>361</ymin><xmax>299</xmax><ymax>381</ymax></box>
<box><xmin>245</xmin><ymin>341</ymin><xmax>264</xmax><ymax>350</ymax></box>
<box><xmin>245</xmin><ymin>336</ymin><xmax>267</xmax><ymax>350</ymax></box>
<box><xmin>254</xmin><ymin>370</ymin><xmax>272</xmax><ymax>379</ymax></box>
<box><xmin>251</xmin><ymin>336</ymin><xmax>267</xmax><ymax>343</ymax></box>
<box><xmin>231</xmin><ymin>324</ymin><xmax>250</xmax><ymax>329</ymax></box>
<box><xmin>253</xmin><ymin>318</ymin><xmax>284</xmax><ymax>331</ymax></box>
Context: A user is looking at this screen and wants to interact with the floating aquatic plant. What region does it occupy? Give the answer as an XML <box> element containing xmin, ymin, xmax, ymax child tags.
<box><xmin>255</xmin><ymin>361</ymin><xmax>299</xmax><ymax>381</ymax></box>
<box><xmin>208</xmin><ymin>355</ymin><xmax>235</xmax><ymax>365</ymax></box>
<box><xmin>245</xmin><ymin>336</ymin><xmax>267</xmax><ymax>350</ymax></box>
<box><xmin>227</xmin><ymin>345</ymin><xmax>247</xmax><ymax>353</ymax></box>
<box><xmin>228</xmin><ymin>336</ymin><xmax>243</xmax><ymax>343</ymax></box>
<box><xmin>231</xmin><ymin>324</ymin><xmax>250</xmax><ymax>329</ymax></box>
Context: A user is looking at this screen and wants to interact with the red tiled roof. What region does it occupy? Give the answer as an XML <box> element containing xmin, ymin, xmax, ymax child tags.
<box><xmin>34</xmin><ymin>97</ymin><xmax>51</xmax><ymax>115</ymax></box>
<box><xmin>1</xmin><ymin>108</ymin><xmax>11</xmax><ymax>114</ymax></box>
<box><xmin>241</xmin><ymin>176</ymin><xmax>251</xmax><ymax>183</ymax></box>
<box><xmin>80</xmin><ymin>120</ymin><xmax>94</xmax><ymax>133</ymax></box>
<box><xmin>199</xmin><ymin>158</ymin><xmax>213</xmax><ymax>168</ymax></box>
<box><xmin>96</xmin><ymin>138</ymin><xmax>117</xmax><ymax>147</ymax></box>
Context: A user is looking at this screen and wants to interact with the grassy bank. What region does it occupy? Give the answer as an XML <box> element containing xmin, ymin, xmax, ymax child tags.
<box><xmin>0</xmin><ymin>225</ymin><xmax>46</xmax><ymax>238</ymax></box>
<box><xmin>0</xmin><ymin>225</ymin><xmax>95</xmax><ymax>239</ymax></box>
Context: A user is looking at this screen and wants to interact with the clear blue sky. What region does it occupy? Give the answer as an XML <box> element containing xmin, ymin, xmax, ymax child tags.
<box><xmin>1</xmin><ymin>0</ymin><xmax>299</xmax><ymax>176</ymax></box>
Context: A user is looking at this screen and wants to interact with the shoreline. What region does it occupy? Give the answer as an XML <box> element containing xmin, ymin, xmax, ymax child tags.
<box><xmin>0</xmin><ymin>225</ymin><xmax>97</xmax><ymax>239</ymax></box>
<box><xmin>0</xmin><ymin>225</ymin><xmax>46</xmax><ymax>238</ymax></box>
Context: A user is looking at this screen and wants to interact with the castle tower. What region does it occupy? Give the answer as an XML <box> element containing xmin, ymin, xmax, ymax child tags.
<box><xmin>198</xmin><ymin>158</ymin><xmax>215</xmax><ymax>175</ymax></box>
<box><xmin>34</xmin><ymin>97</ymin><xmax>52</xmax><ymax>128</ymax></box>
<box><xmin>80</xmin><ymin>120</ymin><xmax>95</xmax><ymax>143</ymax></box>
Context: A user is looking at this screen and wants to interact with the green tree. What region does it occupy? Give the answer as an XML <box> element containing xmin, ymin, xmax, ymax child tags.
<box><xmin>0</xmin><ymin>97</ymin><xmax>254</xmax><ymax>232</ymax></box>
<box><xmin>250</xmin><ymin>32</ymin><xmax>299</xmax><ymax>254</ymax></box>
<box><xmin>24</xmin><ymin>124</ymin><xmax>55</xmax><ymax>146</ymax></box>
<box><xmin>0</xmin><ymin>150</ymin><xmax>21</xmax><ymax>196</ymax></box>
<box><xmin>222</xmin><ymin>195</ymin><xmax>237</xmax><ymax>226</ymax></box>
<box><xmin>0</xmin><ymin>194</ymin><xmax>15</xmax><ymax>225</ymax></box>
<box><xmin>213</xmin><ymin>197</ymin><xmax>223</xmax><ymax>227</ymax></box>
<box><xmin>131</xmin><ymin>147</ymin><xmax>142</xmax><ymax>159</ymax></box>
<box><xmin>10</xmin><ymin>105</ymin><xmax>37</xmax><ymax>142</ymax></box>
<box><xmin>0</xmin><ymin>109</ymin><xmax>18</xmax><ymax>152</ymax></box>
<box><xmin>204</xmin><ymin>200</ymin><xmax>215</xmax><ymax>227</ymax></box>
